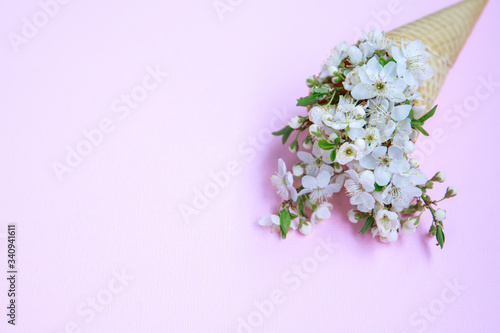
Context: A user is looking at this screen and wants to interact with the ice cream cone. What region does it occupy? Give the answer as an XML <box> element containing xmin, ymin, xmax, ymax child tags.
<box><xmin>386</xmin><ymin>0</ymin><xmax>488</xmax><ymax>110</ymax></box>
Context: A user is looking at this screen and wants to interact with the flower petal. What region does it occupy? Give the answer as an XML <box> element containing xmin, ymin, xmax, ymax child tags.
<box><xmin>316</xmin><ymin>171</ymin><xmax>332</xmax><ymax>188</ymax></box>
<box><xmin>352</xmin><ymin>83</ymin><xmax>376</xmax><ymax>100</ymax></box>
<box><xmin>302</xmin><ymin>175</ymin><xmax>317</xmax><ymax>190</ymax></box>
<box><xmin>391</xmin><ymin>104</ymin><xmax>411</xmax><ymax>121</ymax></box>
<box><xmin>374</xmin><ymin>166</ymin><xmax>392</xmax><ymax>186</ymax></box>
<box><xmin>277</xmin><ymin>159</ymin><xmax>286</xmax><ymax>177</ymax></box>
<box><xmin>258</xmin><ymin>214</ymin><xmax>274</xmax><ymax>227</ymax></box>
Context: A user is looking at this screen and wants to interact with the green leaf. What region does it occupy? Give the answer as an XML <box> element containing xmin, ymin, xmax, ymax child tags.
<box><xmin>374</xmin><ymin>184</ymin><xmax>385</xmax><ymax>192</ymax></box>
<box><xmin>298</xmin><ymin>217</ymin><xmax>306</xmax><ymax>229</ymax></box>
<box><xmin>297</xmin><ymin>88</ymin><xmax>330</xmax><ymax>107</ymax></box>
<box><xmin>313</xmin><ymin>87</ymin><xmax>329</xmax><ymax>94</ymax></box>
<box><xmin>330</xmin><ymin>149</ymin><xmax>337</xmax><ymax>162</ymax></box>
<box><xmin>408</xmin><ymin>108</ymin><xmax>414</xmax><ymax>120</ymax></box>
<box><xmin>429</xmin><ymin>225</ymin><xmax>437</xmax><ymax>235</ymax></box>
<box><xmin>272</xmin><ymin>126</ymin><xmax>293</xmax><ymax>136</ymax></box>
<box><xmin>298</xmin><ymin>196</ymin><xmax>306</xmax><ymax>217</ymax></box>
<box><xmin>436</xmin><ymin>226</ymin><xmax>445</xmax><ymax>249</ymax></box>
<box><xmin>334</xmin><ymin>137</ymin><xmax>341</xmax><ymax>144</ymax></box>
<box><xmin>280</xmin><ymin>209</ymin><xmax>292</xmax><ymax>239</ymax></box>
<box><xmin>282</xmin><ymin>131</ymin><xmax>293</xmax><ymax>144</ymax></box>
<box><xmin>359</xmin><ymin>216</ymin><xmax>374</xmax><ymax>235</ymax></box>
<box><xmin>419</xmin><ymin>105</ymin><xmax>438</xmax><ymax>123</ymax></box>
<box><xmin>412</xmin><ymin>122</ymin><xmax>429</xmax><ymax>136</ymax></box>
<box><xmin>318</xmin><ymin>139</ymin><xmax>336</xmax><ymax>150</ymax></box>
<box><xmin>272</xmin><ymin>126</ymin><xmax>295</xmax><ymax>144</ymax></box>
<box><xmin>297</xmin><ymin>95</ymin><xmax>320</xmax><ymax>107</ymax></box>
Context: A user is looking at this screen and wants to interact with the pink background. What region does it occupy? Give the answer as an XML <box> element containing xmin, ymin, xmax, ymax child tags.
<box><xmin>1</xmin><ymin>0</ymin><xmax>499</xmax><ymax>332</ymax></box>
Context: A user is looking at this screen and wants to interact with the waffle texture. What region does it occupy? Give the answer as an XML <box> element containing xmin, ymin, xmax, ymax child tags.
<box><xmin>386</xmin><ymin>0</ymin><xmax>488</xmax><ymax>109</ymax></box>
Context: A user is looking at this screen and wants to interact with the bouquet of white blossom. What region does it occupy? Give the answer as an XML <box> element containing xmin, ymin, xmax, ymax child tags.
<box><xmin>259</xmin><ymin>0</ymin><xmax>488</xmax><ymax>248</ymax></box>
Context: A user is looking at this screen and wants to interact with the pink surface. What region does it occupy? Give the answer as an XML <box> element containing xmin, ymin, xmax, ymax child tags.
<box><xmin>1</xmin><ymin>0</ymin><xmax>499</xmax><ymax>332</ymax></box>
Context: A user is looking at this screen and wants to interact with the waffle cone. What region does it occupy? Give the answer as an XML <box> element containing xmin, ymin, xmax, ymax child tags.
<box><xmin>386</xmin><ymin>0</ymin><xmax>488</xmax><ymax>110</ymax></box>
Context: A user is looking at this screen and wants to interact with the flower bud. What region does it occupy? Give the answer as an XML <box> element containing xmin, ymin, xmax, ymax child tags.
<box><xmin>445</xmin><ymin>186</ymin><xmax>457</xmax><ymax>198</ymax></box>
<box><xmin>354</xmin><ymin>106</ymin><xmax>365</xmax><ymax>118</ymax></box>
<box><xmin>433</xmin><ymin>172</ymin><xmax>446</xmax><ymax>182</ymax></box>
<box><xmin>309</xmin><ymin>124</ymin><xmax>321</xmax><ymax>137</ymax></box>
<box><xmin>347</xmin><ymin>209</ymin><xmax>358</xmax><ymax>223</ymax></box>
<box><xmin>359</xmin><ymin>170</ymin><xmax>375</xmax><ymax>184</ymax></box>
<box><xmin>327</xmin><ymin>66</ymin><xmax>338</xmax><ymax>76</ymax></box>
<box><xmin>354</xmin><ymin>138</ymin><xmax>366</xmax><ymax>150</ymax></box>
<box><xmin>299</xmin><ymin>222</ymin><xmax>312</xmax><ymax>235</ymax></box>
<box><xmin>306</xmin><ymin>76</ymin><xmax>316</xmax><ymax>87</ymax></box>
<box><xmin>289</xmin><ymin>143</ymin><xmax>298</xmax><ymax>153</ymax></box>
<box><xmin>328</xmin><ymin>133</ymin><xmax>338</xmax><ymax>141</ymax></box>
<box><xmin>334</xmin><ymin>163</ymin><xmax>343</xmax><ymax>173</ymax></box>
<box><xmin>405</xmin><ymin>141</ymin><xmax>415</xmax><ymax>154</ymax></box>
<box><xmin>435</xmin><ymin>209</ymin><xmax>446</xmax><ymax>221</ymax></box>
<box><xmin>289</xmin><ymin>116</ymin><xmax>302</xmax><ymax>129</ymax></box>
<box><xmin>402</xmin><ymin>216</ymin><xmax>419</xmax><ymax>234</ymax></box>
<box><xmin>302</xmin><ymin>140</ymin><xmax>313</xmax><ymax>149</ymax></box>
<box><xmin>293</xmin><ymin>164</ymin><xmax>304</xmax><ymax>177</ymax></box>
<box><xmin>409</xmin><ymin>129</ymin><xmax>419</xmax><ymax>142</ymax></box>
<box><xmin>409</xmin><ymin>158</ymin><xmax>419</xmax><ymax>168</ymax></box>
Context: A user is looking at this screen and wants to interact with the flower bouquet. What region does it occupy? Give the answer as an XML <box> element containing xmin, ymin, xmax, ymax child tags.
<box><xmin>259</xmin><ymin>0</ymin><xmax>488</xmax><ymax>248</ymax></box>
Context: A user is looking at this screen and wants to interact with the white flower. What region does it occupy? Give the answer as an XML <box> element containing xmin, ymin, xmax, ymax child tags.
<box><xmin>337</xmin><ymin>142</ymin><xmax>360</xmax><ymax>165</ymax></box>
<box><xmin>271</xmin><ymin>159</ymin><xmax>298</xmax><ymax>201</ymax></box>
<box><xmin>393</xmin><ymin>167</ymin><xmax>427</xmax><ymax>188</ymax></box>
<box><xmin>392</xmin><ymin>118</ymin><xmax>414</xmax><ymax>153</ymax></box>
<box><xmin>380</xmin><ymin>182</ymin><xmax>422</xmax><ymax>212</ymax></box>
<box><xmin>351</xmin><ymin>58</ymin><xmax>407</xmax><ymax>102</ymax></box>
<box><xmin>380</xmin><ymin>169</ymin><xmax>425</xmax><ymax>211</ymax></box>
<box><xmin>375</xmin><ymin>209</ymin><xmax>400</xmax><ymax>242</ymax></box>
<box><xmin>320</xmin><ymin>42</ymin><xmax>349</xmax><ymax>79</ymax></box>
<box><xmin>392</xmin><ymin>40</ymin><xmax>433</xmax><ymax>86</ymax></box>
<box><xmin>323</xmin><ymin>96</ymin><xmax>366</xmax><ymax>130</ymax></box>
<box><xmin>348</xmin><ymin>126</ymin><xmax>381</xmax><ymax>157</ymax></box>
<box><xmin>311</xmin><ymin>202</ymin><xmax>333</xmax><ymax>225</ymax></box>
<box><xmin>297</xmin><ymin>144</ymin><xmax>334</xmax><ymax>177</ymax></box>
<box><xmin>343</xmin><ymin>67</ymin><xmax>361</xmax><ymax>91</ymax></box>
<box><xmin>298</xmin><ymin>171</ymin><xmax>341</xmax><ymax>203</ymax></box>
<box><xmin>402</xmin><ymin>217</ymin><xmax>419</xmax><ymax>234</ymax></box>
<box><xmin>435</xmin><ymin>209</ymin><xmax>446</xmax><ymax>221</ymax></box>
<box><xmin>258</xmin><ymin>214</ymin><xmax>280</xmax><ymax>227</ymax></box>
<box><xmin>366</xmin><ymin>98</ymin><xmax>412</xmax><ymax>139</ymax></box>
<box><xmin>344</xmin><ymin>170</ymin><xmax>375</xmax><ymax>212</ymax></box>
<box><xmin>403</xmin><ymin>84</ymin><xmax>421</xmax><ymax>101</ymax></box>
<box><xmin>360</xmin><ymin>146</ymin><xmax>410</xmax><ymax>186</ymax></box>
<box><xmin>359</xmin><ymin>30</ymin><xmax>393</xmax><ymax>58</ymax></box>
<box><xmin>309</xmin><ymin>106</ymin><xmax>331</xmax><ymax>126</ymax></box>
